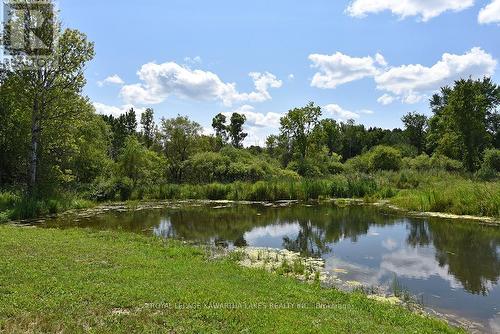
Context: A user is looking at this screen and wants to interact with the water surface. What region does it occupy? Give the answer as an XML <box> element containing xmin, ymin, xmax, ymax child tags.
<box><xmin>42</xmin><ymin>203</ymin><xmax>500</xmax><ymax>333</ymax></box>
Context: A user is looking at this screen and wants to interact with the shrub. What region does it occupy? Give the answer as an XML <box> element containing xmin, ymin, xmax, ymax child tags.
<box><xmin>369</xmin><ymin>146</ymin><xmax>402</xmax><ymax>171</ymax></box>
<box><xmin>481</xmin><ymin>149</ymin><xmax>500</xmax><ymax>172</ymax></box>
<box><xmin>345</xmin><ymin>154</ymin><xmax>371</xmax><ymax>173</ymax></box>
<box><xmin>429</xmin><ymin>154</ymin><xmax>463</xmax><ymax>172</ymax></box>
<box><xmin>117</xmin><ymin>177</ymin><xmax>133</xmax><ymax>201</ymax></box>
<box><xmin>403</xmin><ymin>154</ymin><xmax>431</xmax><ymax>171</ymax></box>
<box><xmin>327</xmin><ymin>161</ymin><xmax>345</xmax><ymax>175</ymax></box>
<box><xmin>0</xmin><ymin>192</ymin><xmax>20</xmax><ymax>212</ymax></box>
<box><xmin>287</xmin><ymin>159</ymin><xmax>323</xmax><ymax>178</ymax></box>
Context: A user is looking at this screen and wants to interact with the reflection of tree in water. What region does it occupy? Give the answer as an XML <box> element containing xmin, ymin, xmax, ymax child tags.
<box><xmin>406</xmin><ymin>221</ymin><xmax>432</xmax><ymax>247</ymax></box>
<box><xmin>282</xmin><ymin>220</ymin><xmax>331</xmax><ymax>257</ymax></box>
<box><xmin>234</xmin><ymin>235</ymin><xmax>248</xmax><ymax>247</ymax></box>
<box><xmin>407</xmin><ymin>219</ymin><xmax>500</xmax><ymax>295</ymax></box>
<box><xmin>431</xmin><ymin>221</ymin><xmax>500</xmax><ymax>295</ymax></box>
<box><xmin>153</xmin><ymin>219</ymin><xmax>176</xmax><ymax>239</ymax></box>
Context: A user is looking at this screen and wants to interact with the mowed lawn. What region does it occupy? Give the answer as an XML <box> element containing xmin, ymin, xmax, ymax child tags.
<box><xmin>0</xmin><ymin>226</ymin><xmax>462</xmax><ymax>333</ymax></box>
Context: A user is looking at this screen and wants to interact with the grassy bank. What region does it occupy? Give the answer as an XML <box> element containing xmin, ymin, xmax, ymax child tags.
<box><xmin>1</xmin><ymin>171</ymin><xmax>498</xmax><ymax>221</ymax></box>
<box><xmin>0</xmin><ymin>226</ymin><xmax>461</xmax><ymax>333</ymax></box>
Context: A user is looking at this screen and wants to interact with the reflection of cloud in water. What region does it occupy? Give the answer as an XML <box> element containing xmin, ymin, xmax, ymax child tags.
<box><xmin>325</xmin><ymin>257</ymin><xmax>385</xmax><ymax>287</ymax></box>
<box><xmin>326</xmin><ymin>247</ymin><xmax>467</xmax><ymax>291</ymax></box>
<box><xmin>380</xmin><ymin>248</ymin><xmax>463</xmax><ymax>290</ymax></box>
<box><xmin>382</xmin><ymin>238</ymin><xmax>398</xmax><ymax>251</ymax></box>
<box><xmin>153</xmin><ymin>219</ymin><xmax>174</xmax><ymax>238</ymax></box>
<box><xmin>489</xmin><ymin>313</ymin><xmax>500</xmax><ymax>333</ymax></box>
<box><xmin>244</xmin><ymin>223</ymin><xmax>300</xmax><ymax>244</ymax></box>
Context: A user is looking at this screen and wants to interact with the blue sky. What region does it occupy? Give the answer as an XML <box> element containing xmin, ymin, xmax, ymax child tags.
<box><xmin>58</xmin><ymin>0</ymin><xmax>500</xmax><ymax>145</ymax></box>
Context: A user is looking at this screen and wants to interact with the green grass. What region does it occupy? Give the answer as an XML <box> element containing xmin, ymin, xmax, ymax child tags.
<box><xmin>0</xmin><ymin>192</ymin><xmax>95</xmax><ymax>221</ymax></box>
<box><xmin>0</xmin><ymin>226</ymin><xmax>461</xmax><ymax>333</ymax></box>
<box><xmin>391</xmin><ymin>177</ymin><xmax>500</xmax><ymax>218</ymax></box>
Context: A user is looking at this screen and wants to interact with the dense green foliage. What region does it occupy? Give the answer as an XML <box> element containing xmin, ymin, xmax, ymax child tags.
<box><xmin>0</xmin><ymin>226</ymin><xmax>461</xmax><ymax>333</ymax></box>
<box><xmin>0</xmin><ymin>1</ymin><xmax>498</xmax><ymax>220</ymax></box>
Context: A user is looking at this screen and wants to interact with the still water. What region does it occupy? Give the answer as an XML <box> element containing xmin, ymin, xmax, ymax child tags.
<box><xmin>42</xmin><ymin>203</ymin><xmax>500</xmax><ymax>332</ymax></box>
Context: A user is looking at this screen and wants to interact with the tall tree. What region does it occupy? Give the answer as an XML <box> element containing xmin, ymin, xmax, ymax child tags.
<box><xmin>212</xmin><ymin>113</ymin><xmax>228</xmax><ymax>143</ymax></box>
<box><xmin>140</xmin><ymin>108</ymin><xmax>155</xmax><ymax>148</ymax></box>
<box><xmin>339</xmin><ymin>120</ymin><xmax>366</xmax><ymax>160</ymax></box>
<box><xmin>402</xmin><ymin>112</ymin><xmax>428</xmax><ymax>154</ymax></box>
<box><xmin>228</xmin><ymin>113</ymin><xmax>247</xmax><ymax>148</ymax></box>
<box><xmin>318</xmin><ymin>119</ymin><xmax>341</xmax><ymax>156</ymax></box>
<box><xmin>101</xmin><ymin>108</ymin><xmax>137</xmax><ymax>158</ymax></box>
<box><xmin>2</xmin><ymin>1</ymin><xmax>94</xmax><ymax>192</ymax></box>
<box><xmin>279</xmin><ymin>102</ymin><xmax>322</xmax><ymax>160</ymax></box>
<box><xmin>428</xmin><ymin>78</ymin><xmax>500</xmax><ymax>171</ymax></box>
<box><xmin>161</xmin><ymin>115</ymin><xmax>202</xmax><ymax>182</ymax></box>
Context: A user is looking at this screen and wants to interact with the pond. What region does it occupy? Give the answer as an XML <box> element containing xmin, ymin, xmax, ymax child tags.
<box><xmin>40</xmin><ymin>202</ymin><xmax>500</xmax><ymax>333</ymax></box>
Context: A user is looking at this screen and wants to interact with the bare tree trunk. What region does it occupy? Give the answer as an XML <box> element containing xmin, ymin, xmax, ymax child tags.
<box><xmin>28</xmin><ymin>99</ymin><xmax>40</xmax><ymax>195</ymax></box>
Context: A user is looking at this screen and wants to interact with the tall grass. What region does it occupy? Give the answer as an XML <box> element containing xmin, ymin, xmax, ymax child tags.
<box><xmin>139</xmin><ymin>175</ymin><xmax>388</xmax><ymax>202</ymax></box>
<box><xmin>2</xmin><ymin>170</ymin><xmax>497</xmax><ymax>221</ymax></box>
<box><xmin>0</xmin><ymin>192</ymin><xmax>94</xmax><ymax>222</ymax></box>
<box><xmin>391</xmin><ymin>179</ymin><xmax>500</xmax><ymax>218</ymax></box>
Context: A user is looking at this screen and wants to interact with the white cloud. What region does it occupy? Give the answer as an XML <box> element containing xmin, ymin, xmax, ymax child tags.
<box><xmin>375</xmin><ymin>53</ymin><xmax>388</xmax><ymax>67</ymax></box>
<box><xmin>97</xmin><ymin>74</ymin><xmax>124</xmax><ymax>87</ymax></box>
<box><xmin>224</xmin><ymin>105</ymin><xmax>283</xmax><ymax>128</ymax></box>
<box><xmin>377</xmin><ymin>94</ymin><xmax>396</xmax><ymax>105</ymax></box>
<box><xmin>184</xmin><ymin>56</ymin><xmax>202</xmax><ymax>64</ymax></box>
<box><xmin>93</xmin><ymin>102</ymin><xmax>145</xmax><ymax>118</ymax></box>
<box><xmin>288</xmin><ymin>74</ymin><xmax>295</xmax><ymax>80</ymax></box>
<box><xmin>309</xmin><ymin>52</ymin><xmax>380</xmax><ymax>89</ymax></box>
<box><xmin>346</xmin><ymin>0</ymin><xmax>475</xmax><ymax>22</ymax></box>
<box><xmin>479</xmin><ymin>0</ymin><xmax>500</xmax><ymax>24</ymax></box>
<box><xmin>311</xmin><ymin>48</ymin><xmax>497</xmax><ymax>105</ymax></box>
<box><xmin>120</xmin><ymin>62</ymin><xmax>282</xmax><ymax>106</ymax></box>
<box><xmin>374</xmin><ymin>47</ymin><xmax>497</xmax><ymax>104</ymax></box>
<box><xmin>323</xmin><ymin>104</ymin><xmax>363</xmax><ymax>120</ymax></box>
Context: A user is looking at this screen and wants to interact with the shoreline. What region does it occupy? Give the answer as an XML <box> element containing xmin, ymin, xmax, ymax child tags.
<box><xmin>6</xmin><ymin>198</ymin><xmax>500</xmax><ymax>226</ymax></box>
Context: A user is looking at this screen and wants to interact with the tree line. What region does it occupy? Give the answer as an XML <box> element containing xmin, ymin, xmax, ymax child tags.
<box><xmin>0</xmin><ymin>0</ymin><xmax>499</xmax><ymax>201</ymax></box>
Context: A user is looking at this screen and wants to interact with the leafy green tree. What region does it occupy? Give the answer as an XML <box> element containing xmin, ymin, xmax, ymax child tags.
<box><xmin>339</xmin><ymin>120</ymin><xmax>366</xmax><ymax>160</ymax></box>
<box><xmin>428</xmin><ymin>78</ymin><xmax>500</xmax><ymax>171</ymax></box>
<box><xmin>161</xmin><ymin>115</ymin><xmax>202</xmax><ymax>182</ymax></box>
<box><xmin>212</xmin><ymin>113</ymin><xmax>228</xmax><ymax>143</ymax></box>
<box><xmin>402</xmin><ymin>112</ymin><xmax>428</xmax><ymax>154</ymax></box>
<box><xmin>140</xmin><ymin>108</ymin><xmax>155</xmax><ymax>148</ymax></box>
<box><xmin>318</xmin><ymin>119</ymin><xmax>341</xmax><ymax>156</ymax></box>
<box><xmin>228</xmin><ymin>113</ymin><xmax>248</xmax><ymax>148</ymax></box>
<box><xmin>265</xmin><ymin>135</ymin><xmax>279</xmax><ymax>157</ymax></box>
<box><xmin>279</xmin><ymin>102</ymin><xmax>322</xmax><ymax>161</ymax></box>
<box><xmin>2</xmin><ymin>3</ymin><xmax>95</xmax><ymax>193</ymax></box>
<box><xmin>101</xmin><ymin>108</ymin><xmax>138</xmax><ymax>158</ymax></box>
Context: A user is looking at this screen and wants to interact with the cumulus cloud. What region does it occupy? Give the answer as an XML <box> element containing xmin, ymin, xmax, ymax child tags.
<box><xmin>479</xmin><ymin>0</ymin><xmax>500</xmax><ymax>24</ymax></box>
<box><xmin>93</xmin><ymin>102</ymin><xmax>145</xmax><ymax>117</ymax></box>
<box><xmin>377</xmin><ymin>94</ymin><xmax>396</xmax><ymax>105</ymax></box>
<box><xmin>310</xmin><ymin>48</ymin><xmax>497</xmax><ymax>105</ymax></box>
<box><xmin>309</xmin><ymin>52</ymin><xmax>380</xmax><ymax>89</ymax></box>
<box><xmin>323</xmin><ymin>104</ymin><xmax>374</xmax><ymax>120</ymax></box>
<box><xmin>120</xmin><ymin>62</ymin><xmax>282</xmax><ymax>106</ymax></box>
<box><xmin>224</xmin><ymin>105</ymin><xmax>283</xmax><ymax>129</ymax></box>
<box><xmin>374</xmin><ymin>47</ymin><xmax>497</xmax><ymax>103</ymax></box>
<box><xmin>346</xmin><ymin>0</ymin><xmax>474</xmax><ymax>22</ymax></box>
<box><xmin>97</xmin><ymin>74</ymin><xmax>124</xmax><ymax>87</ymax></box>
